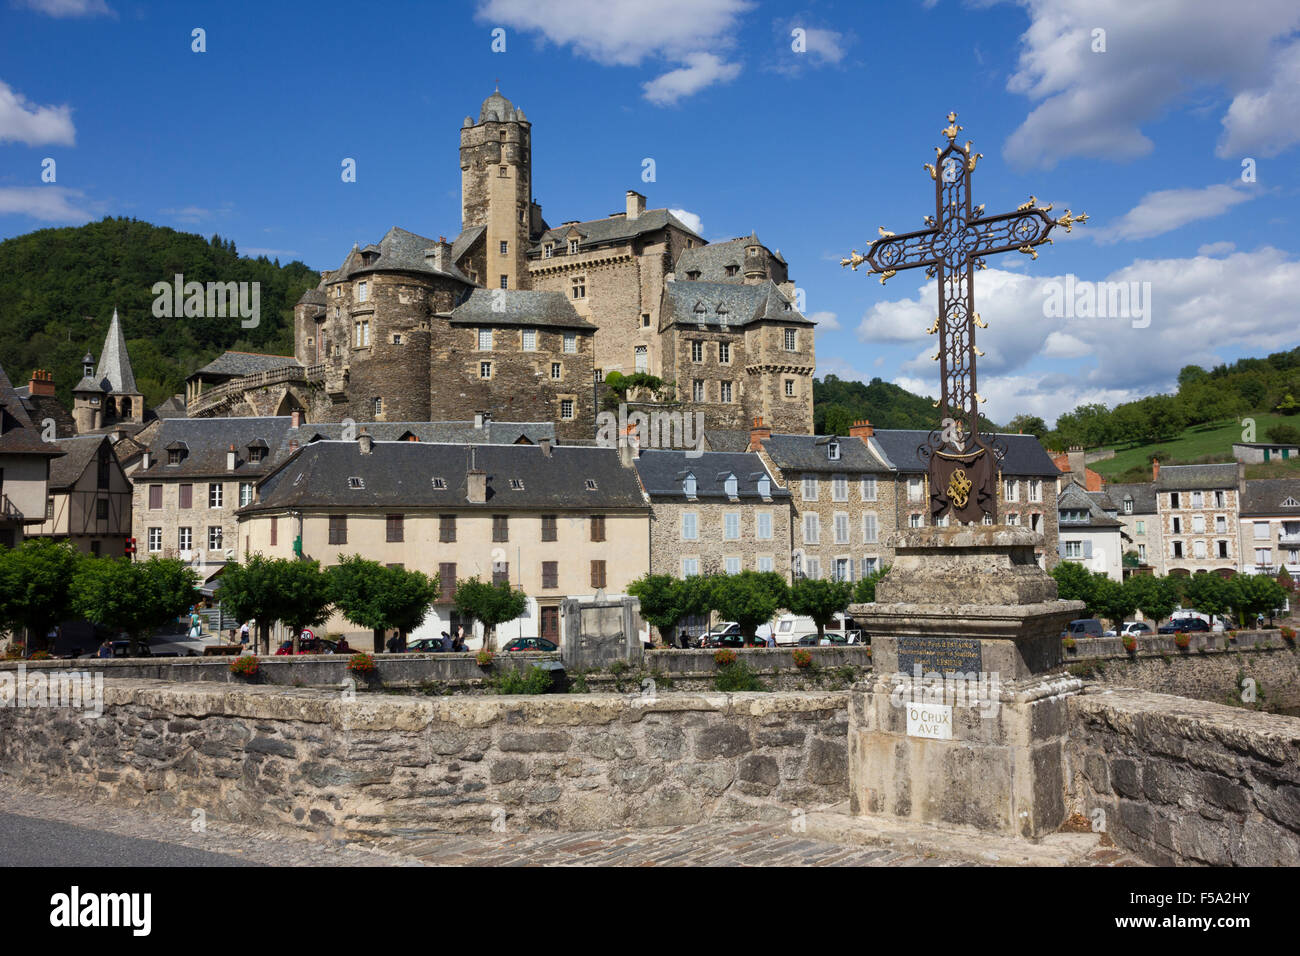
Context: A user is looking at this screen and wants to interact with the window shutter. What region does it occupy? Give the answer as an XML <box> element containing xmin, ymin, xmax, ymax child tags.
<box><xmin>1057</xmin><ymin>542</ymin><xmax>1064</xmax><ymax>557</ymax></box>
<box><xmin>1083</xmin><ymin>541</ymin><xmax>1093</xmax><ymax>558</ymax></box>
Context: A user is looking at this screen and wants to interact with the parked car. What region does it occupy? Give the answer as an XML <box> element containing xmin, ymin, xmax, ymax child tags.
<box><xmin>1158</xmin><ymin>617</ymin><xmax>1211</xmax><ymax>634</ymax></box>
<box><xmin>1119</xmin><ymin>621</ymin><xmax>1155</xmax><ymax>637</ymax></box>
<box><xmin>110</xmin><ymin>640</ymin><xmax>150</xmax><ymax>658</ymax></box>
<box><xmin>502</xmin><ymin>637</ymin><xmax>558</xmax><ymax>652</ymax></box>
<box><xmin>704</xmin><ymin>632</ymin><xmax>748</xmax><ymax>648</ymax></box>
<box><xmin>404</xmin><ymin>637</ymin><xmax>445</xmax><ymax>653</ymax></box>
<box><xmin>1061</xmin><ymin>619</ymin><xmax>1104</xmax><ymax>639</ymax></box>
<box><xmin>772</xmin><ymin>615</ymin><xmax>817</xmax><ymax>646</ymax></box>
<box><xmin>274</xmin><ymin>636</ymin><xmax>341</xmax><ymax>655</ymax></box>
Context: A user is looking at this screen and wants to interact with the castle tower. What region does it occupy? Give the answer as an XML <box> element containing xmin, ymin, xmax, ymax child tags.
<box><xmin>72</xmin><ymin>308</ymin><xmax>144</xmax><ymax>432</ymax></box>
<box><xmin>460</xmin><ymin>88</ymin><xmax>532</xmax><ymax>291</ymax></box>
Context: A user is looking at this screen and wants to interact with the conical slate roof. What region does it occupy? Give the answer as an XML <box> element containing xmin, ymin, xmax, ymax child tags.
<box><xmin>94</xmin><ymin>308</ymin><xmax>138</xmax><ymax>394</ymax></box>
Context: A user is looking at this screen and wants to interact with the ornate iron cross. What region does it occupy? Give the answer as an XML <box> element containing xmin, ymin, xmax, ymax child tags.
<box><xmin>842</xmin><ymin>112</ymin><xmax>1086</xmax><ymax>521</ymax></box>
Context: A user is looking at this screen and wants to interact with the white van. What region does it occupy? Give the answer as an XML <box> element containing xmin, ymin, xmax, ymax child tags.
<box><xmin>771</xmin><ymin>615</ymin><xmax>817</xmax><ymax>646</ymax></box>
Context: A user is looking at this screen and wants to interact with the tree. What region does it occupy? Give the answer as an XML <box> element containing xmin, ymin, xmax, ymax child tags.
<box><xmin>1006</xmin><ymin>414</ymin><xmax>1048</xmax><ymax>440</ymax></box>
<box><xmin>852</xmin><ymin>564</ymin><xmax>891</xmax><ymax>603</ymax></box>
<box><xmin>1051</xmin><ymin>561</ymin><xmax>1099</xmax><ymax>613</ymax></box>
<box><xmin>1093</xmin><ymin>576</ymin><xmax>1137</xmax><ymax>627</ymax></box>
<box><xmin>73</xmin><ymin>556</ymin><xmax>199</xmax><ymax>654</ymax></box>
<box><xmin>627</xmin><ymin>574</ymin><xmax>688</xmax><ymax>645</ymax></box>
<box><xmin>454</xmin><ymin>577</ymin><xmax>527</xmax><ymax>651</ymax></box>
<box><xmin>822</xmin><ymin>404</ymin><xmax>855</xmax><ymax>437</ymax></box>
<box><xmin>708</xmin><ymin>571</ymin><xmax>789</xmax><ymax>644</ymax></box>
<box><xmin>1226</xmin><ymin>574</ymin><xmax>1288</xmax><ymax>627</ymax></box>
<box><xmin>1126</xmin><ymin>573</ymin><xmax>1181</xmax><ymax>624</ymax></box>
<box><xmin>1183</xmin><ymin>573</ymin><xmax>1233</xmax><ymax>622</ymax></box>
<box><xmin>1265</xmin><ymin>422</ymin><xmax>1300</xmax><ymax>445</ymax></box>
<box><xmin>788</xmin><ymin>578</ymin><xmax>854</xmax><ymax>641</ymax></box>
<box><xmin>217</xmin><ymin>555</ymin><xmax>331</xmax><ymax>653</ymax></box>
<box><xmin>329</xmin><ymin>555</ymin><xmax>439</xmax><ymax>652</ymax></box>
<box><xmin>0</xmin><ymin>539</ymin><xmax>80</xmax><ymax>653</ymax></box>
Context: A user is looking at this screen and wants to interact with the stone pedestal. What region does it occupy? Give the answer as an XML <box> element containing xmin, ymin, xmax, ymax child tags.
<box><xmin>848</xmin><ymin>526</ymin><xmax>1085</xmax><ymax>838</ymax></box>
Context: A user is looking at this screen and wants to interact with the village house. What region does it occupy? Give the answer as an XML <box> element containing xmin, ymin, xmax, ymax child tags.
<box><xmin>28</xmin><ymin>434</ymin><xmax>132</xmax><ymax>556</ymax></box>
<box><xmin>1237</xmin><ymin>477</ymin><xmax>1300</xmax><ymax>577</ymax></box>
<box><xmin>0</xmin><ymin>363</ymin><xmax>62</xmax><ymax>549</ymax></box>
<box><xmin>1103</xmin><ymin>481</ymin><xmax>1163</xmax><ymax>575</ymax></box>
<box><xmin>1153</xmin><ymin>461</ymin><xmax>1242</xmax><ymax>577</ymax></box>
<box><xmin>1055</xmin><ymin>481</ymin><xmax>1125</xmax><ymax>581</ymax></box>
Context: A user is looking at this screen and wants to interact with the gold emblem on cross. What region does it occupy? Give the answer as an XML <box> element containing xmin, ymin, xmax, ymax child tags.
<box><xmin>948</xmin><ymin>468</ymin><xmax>973</xmax><ymax>509</ymax></box>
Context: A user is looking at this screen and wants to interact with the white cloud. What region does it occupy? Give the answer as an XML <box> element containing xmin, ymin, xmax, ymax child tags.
<box><xmin>477</xmin><ymin>0</ymin><xmax>751</xmax><ymax>104</ymax></box>
<box><xmin>770</xmin><ymin>21</ymin><xmax>853</xmax><ymax>75</ymax></box>
<box><xmin>818</xmin><ymin>355</ymin><xmax>869</xmax><ymax>382</ymax></box>
<box><xmin>807</xmin><ymin>310</ymin><xmax>841</xmax><ymax>331</ymax></box>
<box><xmin>998</xmin><ymin>0</ymin><xmax>1300</xmax><ymax>167</ymax></box>
<box><xmin>0</xmin><ymin>186</ymin><xmax>92</xmax><ymax>221</ymax></box>
<box><xmin>1093</xmin><ymin>183</ymin><xmax>1255</xmax><ymax>243</ymax></box>
<box><xmin>15</xmin><ymin>0</ymin><xmax>113</xmax><ymax>16</ymax></box>
<box><xmin>859</xmin><ymin>246</ymin><xmax>1300</xmax><ymax>423</ymax></box>
<box><xmin>0</xmin><ymin>80</ymin><xmax>75</xmax><ymax>146</ymax></box>
<box><xmin>1197</xmin><ymin>241</ymin><xmax>1235</xmax><ymax>256</ymax></box>
<box><xmin>643</xmin><ymin>52</ymin><xmax>742</xmax><ymax>106</ymax></box>
<box><xmin>667</xmin><ymin>207</ymin><xmax>703</xmax><ymax>236</ymax></box>
<box><xmin>160</xmin><ymin>206</ymin><xmax>211</xmax><ymax>224</ymax></box>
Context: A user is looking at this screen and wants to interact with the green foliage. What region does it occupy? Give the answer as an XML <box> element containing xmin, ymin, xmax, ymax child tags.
<box><xmin>1006</xmin><ymin>414</ymin><xmax>1048</xmax><ymax>440</ymax></box>
<box><xmin>328</xmin><ymin>555</ymin><xmax>438</xmax><ymax>645</ymax></box>
<box><xmin>788</xmin><ymin>578</ymin><xmax>853</xmax><ymax>638</ymax></box>
<box><xmin>1265</xmin><ymin>422</ymin><xmax>1300</xmax><ymax>445</ymax></box>
<box><xmin>0</xmin><ymin>217</ymin><xmax>320</xmax><ymax>409</ymax></box>
<box><xmin>493</xmin><ymin>665</ymin><xmax>554</xmax><ymax>695</ymax></box>
<box><xmin>627</xmin><ymin>573</ymin><xmax>688</xmax><ymax>633</ymax></box>
<box><xmin>1051</xmin><ymin>561</ymin><xmax>1099</xmax><ymax>610</ymax></box>
<box><xmin>712</xmin><ymin>659</ymin><xmax>767</xmax><ymax>692</ymax></box>
<box><xmin>1125</xmin><ymin>573</ymin><xmax>1182</xmax><ymax>623</ymax></box>
<box><xmin>708</xmin><ymin>571</ymin><xmax>789</xmax><ymax>642</ymax></box>
<box><xmin>852</xmin><ymin>564</ymin><xmax>891</xmax><ymax>603</ymax></box>
<box><xmin>0</xmin><ymin>539</ymin><xmax>80</xmax><ymax>649</ymax></box>
<box><xmin>454</xmin><ymin>577</ymin><xmax>528</xmax><ymax>650</ymax></box>
<box><xmin>72</xmin><ymin>556</ymin><xmax>200</xmax><ymax>648</ymax></box>
<box><xmin>216</xmin><ymin>554</ymin><xmax>331</xmax><ymax>649</ymax></box>
<box><xmin>1182</xmin><ymin>573</ymin><xmax>1233</xmax><ymax>620</ymax></box>
<box><xmin>1092</xmin><ymin>576</ymin><xmax>1138</xmax><ymax>626</ymax></box>
<box><xmin>1226</xmin><ymin>574</ymin><xmax>1288</xmax><ymax>626</ymax></box>
<box><xmin>814</xmin><ymin>374</ymin><xmax>996</xmax><ymax>432</ymax></box>
<box><xmin>821</xmin><ymin>404</ymin><xmax>855</xmax><ymax>437</ymax></box>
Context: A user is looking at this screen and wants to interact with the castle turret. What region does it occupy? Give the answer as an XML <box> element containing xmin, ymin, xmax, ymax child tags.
<box><xmin>460</xmin><ymin>88</ymin><xmax>532</xmax><ymax>291</ymax></box>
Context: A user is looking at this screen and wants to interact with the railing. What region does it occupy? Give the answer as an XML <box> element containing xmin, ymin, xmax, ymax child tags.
<box><xmin>0</xmin><ymin>494</ymin><xmax>23</xmax><ymax>522</ymax></box>
<box><xmin>187</xmin><ymin>363</ymin><xmax>324</xmax><ymax>416</ymax></box>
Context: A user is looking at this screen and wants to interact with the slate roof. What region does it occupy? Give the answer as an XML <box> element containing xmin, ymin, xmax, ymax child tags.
<box><xmin>1105</xmin><ymin>481</ymin><xmax>1158</xmax><ymax>515</ymax></box>
<box><xmin>634</xmin><ymin>449</ymin><xmax>789</xmax><ymax>501</ymax></box>
<box><xmin>337</xmin><ymin>226</ymin><xmax>473</xmax><ymax>284</ymax></box>
<box><xmin>1058</xmin><ymin>482</ymin><xmax>1122</xmax><ymax>528</ymax></box>
<box><xmin>869</xmin><ymin>429</ymin><xmax>1063</xmax><ymax>477</ymax></box>
<box><xmin>18</xmin><ymin>391</ymin><xmax>76</xmax><ymax>438</ymax></box>
<box><xmin>444</xmin><ymin>289</ymin><xmax>597</xmax><ymax>329</ymax></box>
<box><xmin>300</xmin><ymin>421</ymin><xmax>556</xmax><ymax>446</ymax></box>
<box><xmin>245</xmin><ymin>441</ymin><xmax>648</xmax><ymax>513</ymax></box>
<box><xmin>530</xmin><ymin>208</ymin><xmax>702</xmax><ymax>255</ymax></box>
<box><xmin>152</xmin><ymin>395</ymin><xmax>188</xmax><ymax>419</ymax></box>
<box><xmin>190</xmin><ymin>351</ymin><xmax>300</xmax><ymax>379</ymax></box>
<box><xmin>1154</xmin><ymin>462</ymin><xmax>1240</xmax><ymax>491</ymax></box>
<box><xmin>94</xmin><ymin>309</ymin><xmax>138</xmax><ymax>394</ymax></box>
<box><xmin>0</xmin><ymin>363</ymin><xmax>62</xmax><ymax>457</ymax></box>
<box><xmin>673</xmin><ymin>234</ymin><xmax>776</xmax><ymax>283</ymax></box>
<box><xmin>662</xmin><ymin>279</ymin><xmax>812</xmax><ymax>329</ymax></box>
<box><xmin>702</xmin><ymin>429</ymin><xmax>753</xmax><ymax>453</ymax></box>
<box><xmin>479</xmin><ymin>90</ymin><xmax>522</xmax><ymax>124</ymax></box>
<box><xmin>451</xmin><ymin>224</ymin><xmax>485</xmax><ymax>263</ymax></box>
<box><xmin>1239</xmin><ymin>479</ymin><xmax>1300</xmax><ymax>517</ymax></box>
<box><xmin>760</xmin><ymin>433</ymin><xmax>892</xmax><ymax>475</ymax></box>
<box><xmin>134</xmin><ymin>417</ymin><xmax>301</xmax><ymax>479</ymax></box>
<box><xmin>298</xmin><ymin>288</ymin><xmax>327</xmax><ymax>306</ymax></box>
<box><xmin>48</xmin><ymin>435</ymin><xmax>110</xmax><ymax>489</ymax></box>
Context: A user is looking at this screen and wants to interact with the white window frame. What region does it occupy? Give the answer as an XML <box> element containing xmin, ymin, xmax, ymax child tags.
<box><xmin>682</xmin><ymin>512</ymin><xmax>698</xmax><ymax>541</ymax></box>
<box><xmin>803</xmin><ymin>513</ymin><xmax>820</xmax><ymax>545</ymax></box>
<box><xmin>756</xmin><ymin>511</ymin><xmax>772</xmax><ymax>540</ymax></box>
<box><xmin>724</xmin><ymin>512</ymin><xmax>740</xmax><ymax>540</ymax></box>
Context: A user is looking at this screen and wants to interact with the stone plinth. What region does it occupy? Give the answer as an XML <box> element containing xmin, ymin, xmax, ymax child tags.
<box><xmin>847</xmin><ymin>525</ymin><xmax>1086</xmax><ymax>838</ymax></box>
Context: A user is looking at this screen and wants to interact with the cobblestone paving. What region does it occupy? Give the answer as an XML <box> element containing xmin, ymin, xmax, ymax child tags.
<box><xmin>0</xmin><ymin>781</ymin><xmax>1138</xmax><ymax>866</ymax></box>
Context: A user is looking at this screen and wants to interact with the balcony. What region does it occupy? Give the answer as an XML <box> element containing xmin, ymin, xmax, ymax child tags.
<box><xmin>1279</xmin><ymin>533</ymin><xmax>1300</xmax><ymax>545</ymax></box>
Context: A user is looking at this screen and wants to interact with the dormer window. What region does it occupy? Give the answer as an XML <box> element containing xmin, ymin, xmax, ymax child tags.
<box><xmin>510</xmin><ymin>478</ymin><xmax>524</xmax><ymax>490</ymax></box>
<box><xmin>543</xmin><ymin>242</ymin><xmax>554</xmax><ymax>259</ymax></box>
<box><xmin>1123</xmin><ymin>497</ymin><xmax>1133</xmax><ymax>514</ymax></box>
<box><xmin>724</xmin><ymin>265</ymin><xmax>738</xmax><ymax>276</ymax></box>
<box><xmin>757</xmin><ymin>475</ymin><xmax>771</xmax><ymax>498</ymax></box>
<box><xmin>585</xmin><ymin>479</ymin><xmax>597</xmax><ymax>491</ymax></box>
<box><xmin>828</xmin><ymin>440</ymin><xmax>841</xmax><ymax>461</ymax></box>
<box><xmin>431</xmin><ymin>477</ymin><xmax>446</xmax><ymax>489</ymax></box>
<box><xmin>168</xmin><ymin>449</ymin><xmax>181</xmax><ymax>465</ymax></box>
<box><xmin>568</xmin><ymin>238</ymin><xmax>580</xmax><ymax>254</ymax></box>
<box><xmin>348</xmin><ymin>477</ymin><xmax>364</xmax><ymax>489</ymax></box>
<box><xmin>686</xmin><ymin>270</ymin><xmax>701</xmax><ymax>280</ymax></box>
<box><xmin>1283</xmin><ymin>497</ymin><xmax>1300</xmax><ymax>508</ymax></box>
<box><xmin>683</xmin><ymin>474</ymin><xmax>697</xmax><ymax>497</ymax></box>
<box><xmin>724</xmin><ymin>474</ymin><xmax>738</xmax><ymax>497</ymax></box>
<box><xmin>248</xmin><ymin>447</ymin><xmax>266</xmax><ymax>463</ymax></box>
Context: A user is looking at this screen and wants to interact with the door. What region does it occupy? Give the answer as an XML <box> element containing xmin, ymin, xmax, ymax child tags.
<box><xmin>540</xmin><ymin>606</ymin><xmax>559</xmax><ymax>645</ymax></box>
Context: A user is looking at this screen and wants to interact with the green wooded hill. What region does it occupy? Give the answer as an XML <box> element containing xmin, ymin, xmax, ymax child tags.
<box><xmin>813</xmin><ymin>373</ymin><xmax>999</xmax><ymax>434</ymax></box>
<box><xmin>0</xmin><ymin>217</ymin><xmax>320</xmax><ymax>410</ymax></box>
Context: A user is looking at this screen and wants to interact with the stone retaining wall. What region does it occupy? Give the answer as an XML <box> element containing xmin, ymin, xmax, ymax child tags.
<box><xmin>1066</xmin><ymin>688</ymin><xmax>1300</xmax><ymax>866</ymax></box>
<box><xmin>0</xmin><ymin>681</ymin><xmax>849</xmax><ymax>837</ymax></box>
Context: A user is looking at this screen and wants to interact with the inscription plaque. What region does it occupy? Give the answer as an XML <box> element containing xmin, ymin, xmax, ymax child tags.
<box><xmin>895</xmin><ymin>636</ymin><xmax>982</xmax><ymax>676</ymax></box>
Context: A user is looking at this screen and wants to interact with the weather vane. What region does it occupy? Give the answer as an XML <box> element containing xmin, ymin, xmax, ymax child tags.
<box><xmin>842</xmin><ymin>112</ymin><xmax>1086</xmax><ymax>522</ymax></box>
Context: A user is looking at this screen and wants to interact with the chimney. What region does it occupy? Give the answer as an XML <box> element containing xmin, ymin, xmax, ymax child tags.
<box><xmin>1152</xmin><ymin>458</ymin><xmax>1160</xmax><ymax>481</ymax></box>
<box><xmin>540</xmin><ymin>437</ymin><xmax>553</xmax><ymax>458</ymax></box>
<box><xmin>1067</xmin><ymin>445</ymin><xmax>1085</xmax><ymax>479</ymax></box>
<box><xmin>358</xmin><ymin>428</ymin><xmax>373</xmax><ymax>455</ymax></box>
<box><xmin>626</xmin><ymin>190</ymin><xmax>645</xmax><ymax>220</ymax></box>
<box><xmin>426</xmin><ymin>238</ymin><xmax>452</xmax><ymax>273</ymax></box>
<box><xmin>474</xmin><ymin>410</ymin><xmax>491</xmax><ymax>429</ymax></box>
<box><xmin>288</xmin><ymin>439</ymin><xmax>299</xmax><ymax>452</ymax></box>
<box><xmin>141</xmin><ymin>449</ymin><xmax>151</xmax><ymax>470</ymax></box>
<box><xmin>227</xmin><ymin>444</ymin><xmax>237</xmax><ymax>471</ymax></box>
<box><xmin>467</xmin><ymin>468</ymin><xmax>487</xmax><ymax>503</ymax></box>
<box><xmin>747</xmin><ymin>416</ymin><xmax>771</xmax><ymax>452</ymax></box>
<box><xmin>290</xmin><ymin>409</ymin><xmax>301</xmax><ymax>429</ymax></box>
<box><xmin>28</xmin><ymin>369</ymin><xmax>55</xmax><ymax>397</ymax></box>
<box><xmin>848</xmin><ymin>419</ymin><xmax>874</xmax><ymax>442</ymax></box>
<box><xmin>618</xmin><ymin>441</ymin><xmax>636</xmax><ymax>468</ymax></box>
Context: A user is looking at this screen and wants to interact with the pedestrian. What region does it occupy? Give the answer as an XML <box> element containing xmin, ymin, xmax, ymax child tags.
<box><xmin>386</xmin><ymin>631</ymin><xmax>400</xmax><ymax>653</ymax></box>
<box><xmin>441</xmin><ymin>631</ymin><xmax>453</xmax><ymax>652</ymax></box>
<box><xmin>96</xmin><ymin>638</ymin><xmax>112</xmax><ymax>659</ymax></box>
<box><xmin>239</xmin><ymin>620</ymin><xmax>250</xmax><ymax>646</ymax></box>
<box><xmin>335</xmin><ymin>636</ymin><xmax>352</xmax><ymax>654</ymax></box>
<box><xmin>188</xmin><ymin>607</ymin><xmax>202</xmax><ymax>639</ymax></box>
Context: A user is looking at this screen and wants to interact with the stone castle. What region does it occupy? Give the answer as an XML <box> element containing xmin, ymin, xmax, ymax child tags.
<box><xmin>187</xmin><ymin>89</ymin><xmax>816</xmax><ymax>440</ymax></box>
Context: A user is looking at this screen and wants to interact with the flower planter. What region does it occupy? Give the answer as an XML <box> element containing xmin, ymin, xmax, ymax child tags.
<box><xmin>1174</xmin><ymin>634</ymin><xmax>1191</xmax><ymax>651</ymax></box>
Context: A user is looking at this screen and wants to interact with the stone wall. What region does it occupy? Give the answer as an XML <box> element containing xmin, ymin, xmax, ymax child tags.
<box><xmin>0</xmin><ymin>682</ymin><xmax>850</xmax><ymax>837</ymax></box>
<box><xmin>1066</xmin><ymin>688</ymin><xmax>1300</xmax><ymax>865</ymax></box>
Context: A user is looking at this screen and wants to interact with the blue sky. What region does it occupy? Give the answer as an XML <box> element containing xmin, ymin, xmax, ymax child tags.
<box><xmin>1</xmin><ymin>0</ymin><xmax>1298</xmax><ymax>426</ymax></box>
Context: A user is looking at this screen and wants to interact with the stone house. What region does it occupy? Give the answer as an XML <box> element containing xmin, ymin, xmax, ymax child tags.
<box><xmin>28</xmin><ymin>434</ymin><xmax>132</xmax><ymax>556</ymax></box>
<box><xmin>237</xmin><ymin>438</ymin><xmax>650</xmax><ymax>648</ymax></box>
<box><xmin>1153</xmin><ymin>461</ymin><xmax>1242</xmax><ymax>576</ymax></box>
<box><xmin>749</xmin><ymin>420</ymin><xmax>899</xmax><ymax>582</ymax></box>
<box><xmin>1238</xmin><ymin>477</ymin><xmax>1300</xmax><ymax>577</ymax></box>
<box><xmin>632</xmin><ymin>447</ymin><xmax>793</xmax><ymax>581</ymax></box>
<box><xmin>1055</xmin><ymin>481</ymin><xmax>1124</xmax><ymax>581</ymax></box>
<box><xmin>1232</xmin><ymin>441</ymin><xmax>1299</xmax><ymax>464</ymax></box>
<box><xmin>1104</xmin><ymin>481</ymin><xmax>1163</xmax><ymax>575</ymax></box>
<box><xmin>0</xmin><ymin>363</ymin><xmax>62</xmax><ymax>549</ymax></box>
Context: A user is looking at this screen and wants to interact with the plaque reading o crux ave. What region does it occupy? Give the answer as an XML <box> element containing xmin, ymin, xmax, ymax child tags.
<box><xmin>896</xmin><ymin>636</ymin><xmax>982</xmax><ymax>677</ymax></box>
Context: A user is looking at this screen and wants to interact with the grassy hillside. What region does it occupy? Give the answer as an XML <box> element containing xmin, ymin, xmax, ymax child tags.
<box><xmin>1093</xmin><ymin>412</ymin><xmax>1300</xmax><ymax>482</ymax></box>
<box><xmin>0</xmin><ymin>217</ymin><xmax>319</xmax><ymax>409</ymax></box>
